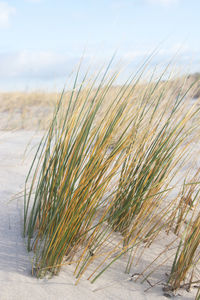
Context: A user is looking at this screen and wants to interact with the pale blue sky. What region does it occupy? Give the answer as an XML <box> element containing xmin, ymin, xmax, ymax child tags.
<box><xmin>0</xmin><ymin>0</ymin><xmax>199</xmax><ymax>90</ymax></box>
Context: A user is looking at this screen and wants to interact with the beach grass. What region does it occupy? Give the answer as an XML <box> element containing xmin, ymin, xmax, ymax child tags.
<box><xmin>23</xmin><ymin>59</ymin><xmax>200</xmax><ymax>291</ymax></box>
<box><xmin>168</xmin><ymin>183</ymin><xmax>200</xmax><ymax>291</ymax></box>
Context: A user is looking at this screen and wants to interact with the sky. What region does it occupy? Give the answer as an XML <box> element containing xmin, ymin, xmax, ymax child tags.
<box><xmin>0</xmin><ymin>0</ymin><xmax>199</xmax><ymax>91</ymax></box>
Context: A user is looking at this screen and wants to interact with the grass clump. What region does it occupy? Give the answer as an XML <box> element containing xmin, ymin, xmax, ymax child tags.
<box><xmin>24</xmin><ymin>60</ymin><xmax>140</xmax><ymax>277</ymax></box>
<box><xmin>167</xmin><ymin>183</ymin><xmax>200</xmax><ymax>291</ymax></box>
<box><xmin>24</xmin><ymin>59</ymin><xmax>200</xmax><ymax>286</ymax></box>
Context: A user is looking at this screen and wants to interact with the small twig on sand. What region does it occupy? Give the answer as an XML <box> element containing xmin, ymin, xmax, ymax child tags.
<box><xmin>144</xmin><ymin>279</ymin><xmax>163</xmax><ymax>292</ymax></box>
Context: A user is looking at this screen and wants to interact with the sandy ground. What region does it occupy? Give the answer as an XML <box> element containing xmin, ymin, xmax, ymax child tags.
<box><xmin>0</xmin><ymin>130</ymin><xmax>198</xmax><ymax>300</ymax></box>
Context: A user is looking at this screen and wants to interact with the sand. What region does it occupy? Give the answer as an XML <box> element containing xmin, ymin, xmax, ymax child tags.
<box><xmin>0</xmin><ymin>130</ymin><xmax>198</xmax><ymax>300</ymax></box>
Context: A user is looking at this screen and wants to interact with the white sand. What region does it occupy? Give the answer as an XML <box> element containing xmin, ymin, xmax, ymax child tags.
<box><xmin>0</xmin><ymin>130</ymin><xmax>198</xmax><ymax>300</ymax></box>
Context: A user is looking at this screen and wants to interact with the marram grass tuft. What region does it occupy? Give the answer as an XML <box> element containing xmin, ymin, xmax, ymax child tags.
<box><xmin>24</xmin><ymin>59</ymin><xmax>200</xmax><ymax>286</ymax></box>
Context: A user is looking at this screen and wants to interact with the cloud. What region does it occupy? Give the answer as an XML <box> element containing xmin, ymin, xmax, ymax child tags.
<box><xmin>0</xmin><ymin>50</ymin><xmax>83</xmax><ymax>90</ymax></box>
<box><xmin>147</xmin><ymin>0</ymin><xmax>179</xmax><ymax>6</ymax></box>
<box><xmin>0</xmin><ymin>46</ymin><xmax>193</xmax><ymax>79</ymax></box>
<box><xmin>121</xmin><ymin>43</ymin><xmax>196</xmax><ymax>75</ymax></box>
<box><xmin>123</xmin><ymin>50</ymin><xmax>151</xmax><ymax>61</ymax></box>
<box><xmin>0</xmin><ymin>48</ymin><xmax>198</xmax><ymax>91</ymax></box>
<box><xmin>0</xmin><ymin>50</ymin><xmax>80</xmax><ymax>79</ymax></box>
<box><xmin>0</xmin><ymin>2</ymin><xmax>15</xmax><ymax>28</ymax></box>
